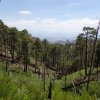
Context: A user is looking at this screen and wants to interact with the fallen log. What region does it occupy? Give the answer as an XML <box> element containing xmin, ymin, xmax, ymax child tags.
<box><xmin>62</xmin><ymin>78</ymin><xmax>95</xmax><ymax>91</ymax></box>
<box><xmin>62</xmin><ymin>71</ymin><xmax>99</xmax><ymax>91</ymax></box>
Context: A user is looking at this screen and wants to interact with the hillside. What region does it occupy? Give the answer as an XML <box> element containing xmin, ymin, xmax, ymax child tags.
<box><xmin>0</xmin><ymin>62</ymin><xmax>100</xmax><ymax>100</ymax></box>
<box><xmin>0</xmin><ymin>20</ymin><xmax>100</xmax><ymax>99</ymax></box>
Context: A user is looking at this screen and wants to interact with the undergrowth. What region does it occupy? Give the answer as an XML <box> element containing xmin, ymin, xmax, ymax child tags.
<box><xmin>0</xmin><ymin>62</ymin><xmax>100</xmax><ymax>100</ymax></box>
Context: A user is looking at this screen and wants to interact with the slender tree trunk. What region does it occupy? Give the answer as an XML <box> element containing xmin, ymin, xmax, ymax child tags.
<box><xmin>0</xmin><ymin>38</ymin><xmax>3</xmax><ymax>53</ymax></box>
<box><xmin>65</xmin><ymin>75</ymin><xmax>67</xmax><ymax>86</ymax></box>
<box><xmin>80</xmin><ymin>50</ymin><xmax>83</xmax><ymax>68</ymax></box>
<box><xmin>10</xmin><ymin>34</ymin><xmax>15</xmax><ymax>64</ymax></box>
<box><xmin>5</xmin><ymin>50</ymin><xmax>8</xmax><ymax>72</ymax></box>
<box><xmin>5</xmin><ymin>36</ymin><xmax>9</xmax><ymax>73</ymax></box>
<box><xmin>87</xmin><ymin>23</ymin><xmax>100</xmax><ymax>90</ymax></box>
<box><xmin>97</xmin><ymin>65</ymin><xmax>99</xmax><ymax>80</ymax></box>
<box><xmin>24</xmin><ymin>55</ymin><xmax>26</xmax><ymax>72</ymax></box>
<box><xmin>35</xmin><ymin>50</ymin><xmax>37</xmax><ymax>73</ymax></box>
<box><xmin>43</xmin><ymin>42</ymin><xmax>47</xmax><ymax>92</ymax></box>
<box><xmin>43</xmin><ymin>65</ymin><xmax>46</xmax><ymax>91</ymax></box>
<box><xmin>23</xmin><ymin>41</ymin><xmax>28</xmax><ymax>72</ymax></box>
<box><xmin>85</xmin><ymin>31</ymin><xmax>88</xmax><ymax>75</ymax></box>
<box><xmin>48</xmin><ymin>81</ymin><xmax>52</xmax><ymax>99</ymax></box>
<box><xmin>52</xmin><ymin>57</ymin><xmax>55</xmax><ymax>67</ymax></box>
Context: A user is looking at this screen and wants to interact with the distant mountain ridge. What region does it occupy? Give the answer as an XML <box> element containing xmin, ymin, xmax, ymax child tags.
<box><xmin>55</xmin><ymin>40</ymin><xmax>74</xmax><ymax>45</ymax></box>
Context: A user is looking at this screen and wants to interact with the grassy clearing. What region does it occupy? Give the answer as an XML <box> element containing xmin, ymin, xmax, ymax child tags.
<box><xmin>0</xmin><ymin>62</ymin><xmax>100</xmax><ymax>100</ymax></box>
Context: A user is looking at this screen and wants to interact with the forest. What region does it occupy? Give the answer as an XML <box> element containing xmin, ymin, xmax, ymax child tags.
<box><xmin>0</xmin><ymin>19</ymin><xmax>100</xmax><ymax>100</ymax></box>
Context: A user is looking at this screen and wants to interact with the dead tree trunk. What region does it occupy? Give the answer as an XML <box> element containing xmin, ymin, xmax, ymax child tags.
<box><xmin>48</xmin><ymin>81</ymin><xmax>52</xmax><ymax>99</ymax></box>
<box><xmin>22</xmin><ymin>41</ymin><xmax>28</xmax><ymax>72</ymax></box>
<box><xmin>85</xmin><ymin>30</ymin><xmax>88</xmax><ymax>75</ymax></box>
<box><xmin>35</xmin><ymin>49</ymin><xmax>37</xmax><ymax>73</ymax></box>
<box><xmin>5</xmin><ymin>35</ymin><xmax>9</xmax><ymax>73</ymax></box>
<box><xmin>43</xmin><ymin>65</ymin><xmax>46</xmax><ymax>92</ymax></box>
<box><xmin>62</xmin><ymin>78</ymin><xmax>95</xmax><ymax>91</ymax></box>
<box><xmin>87</xmin><ymin>22</ymin><xmax>100</xmax><ymax>90</ymax></box>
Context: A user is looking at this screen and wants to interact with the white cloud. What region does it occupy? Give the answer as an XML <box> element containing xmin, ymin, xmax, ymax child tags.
<box><xmin>4</xmin><ymin>18</ymin><xmax>99</xmax><ymax>41</ymax></box>
<box><xmin>19</xmin><ymin>10</ymin><xmax>31</xmax><ymax>15</ymax></box>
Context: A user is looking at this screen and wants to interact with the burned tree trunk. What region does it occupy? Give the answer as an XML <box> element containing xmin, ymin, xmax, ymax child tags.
<box><xmin>6</xmin><ymin>36</ymin><xmax>9</xmax><ymax>72</ymax></box>
<box><xmin>43</xmin><ymin>65</ymin><xmax>46</xmax><ymax>92</ymax></box>
<box><xmin>85</xmin><ymin>30</ymin><xmax>88</xmax><ymax>75</ymax></box>
<box><xmin>35</xmin><ymin>49</ymin><xmax>37</xmax><ymax>73</ymax></box>
<box><xmin>48</xmin><ymin>81</ymin><xmax>52</xmax><ymax>99</ymax></box>
<box><xmin>22</xmin><ymin>41</ymin><xmax>28</xmax><ymax>72</ymax></box>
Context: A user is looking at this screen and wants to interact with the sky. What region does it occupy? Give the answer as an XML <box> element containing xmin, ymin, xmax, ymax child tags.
<box><xmin>0</xmin><ymin>0</ymin><xmax>100</xmax><ymax>41</ymax></box>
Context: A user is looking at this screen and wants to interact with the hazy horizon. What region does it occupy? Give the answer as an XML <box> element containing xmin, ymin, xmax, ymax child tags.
<box><xmin>0</xmin><ymin>0</ymin><xmax>100</xmax><ymax>41</ymax></box>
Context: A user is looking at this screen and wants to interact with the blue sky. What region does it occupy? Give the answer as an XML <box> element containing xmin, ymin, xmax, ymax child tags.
<box><xmin>0</xmin><ymin>0</ymin><xmax>100</xmax><ymax>41</ymax></box>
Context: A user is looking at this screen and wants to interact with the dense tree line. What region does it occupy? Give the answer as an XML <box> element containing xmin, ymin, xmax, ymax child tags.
<box><xmin>0</xmin><ymin>20</ymin><xmax>100</xmax><ymax>74</ymax></box>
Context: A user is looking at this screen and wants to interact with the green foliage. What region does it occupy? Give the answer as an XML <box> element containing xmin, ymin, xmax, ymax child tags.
<box><xmin>0</xmin><ymin>63</ymin><xmax>100</xmax><ymax>100</ymax></box>
<box><xmin>0</xmin><ymin>63</ymin><xmax>47</xmax><ymax>99</ymax></box>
